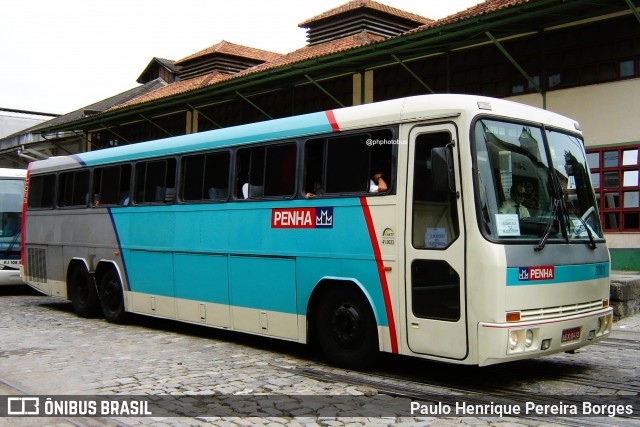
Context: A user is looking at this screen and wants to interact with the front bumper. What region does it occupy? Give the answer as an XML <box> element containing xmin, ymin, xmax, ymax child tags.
<box><xmin>478</xmin><ymin>307</ymin><xmax>613</xmax><ymax>366</ymax></box>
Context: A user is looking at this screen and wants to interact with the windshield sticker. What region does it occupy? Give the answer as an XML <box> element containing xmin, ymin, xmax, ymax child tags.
<box><xmin>271</xmin><ymin>207</ymin><xmax>333</xmax><ymax>228</ymax></box>
<box><xmin>425</xmin><ymin>227</ymin><xmax>447</xmax><ymax>248</ymax></box>
<box><xmin>495</xmin><ymin>214</ymin><xmax>520</xmax><ymax>236</ymax></box>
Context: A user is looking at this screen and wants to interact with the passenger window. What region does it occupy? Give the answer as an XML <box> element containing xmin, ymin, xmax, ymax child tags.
<box><xmin>58</xmin><ymin>170</ymin><xmax>90</xmax><ymax>207</ymax></box>
<box><xmin>134</xmin><ymin>159</ymin><xmax>176</xmax><ymax>204</ymax></box>
<box><xmin>182</xmin><ymin>151</ymin><xmax>230</xmax><ymax>202</ymax></box>
<box><xmin>304</xmin><ymin>129</ymin><xmax>394</xmax><ymax>197</ymax></box>
<box><xmin>93</xmin><ymin>165</ymin><xmax>131</xmax><ymax>206</ymax></box>
<box><xmin>236</xmin><ymin>143</ymin><xmax>296</xmax><ymax>199</ymax></box>
<box><xmin>27</xmin><ymin>174</ymin><xmax>56</xmax><ymax>209</ymax></box>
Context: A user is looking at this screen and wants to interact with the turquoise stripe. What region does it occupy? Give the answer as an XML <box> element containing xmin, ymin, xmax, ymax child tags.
<box><xmin>506</xmin><ymin>262</ymin><xmax>609</xmax><ymax>286</ymax></box>
<box><xmin>76</xmin><ymin>111</ymin><xmax>333</xmax><ymax>166</ymax></box>
<box><xmin>110</xmin><ymin>198</ymin><xmax>388</xmax><ymax>324</ymax></box>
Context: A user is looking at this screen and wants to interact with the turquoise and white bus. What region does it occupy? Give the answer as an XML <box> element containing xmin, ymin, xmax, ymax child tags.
<box><xmin>0</xmin><ymin>168</ymin><xmax>26</xmax><ymax>285</ymax></box>
<box><xmin>22</xmin><ymin>95</ymin><xmax>612</xmax><ymax>367</ymax></box>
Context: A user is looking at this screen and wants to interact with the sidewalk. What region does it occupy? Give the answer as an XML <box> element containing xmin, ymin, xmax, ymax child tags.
<box><xmin>610</xmin><ymin>270</ymin><xmax>640</xmax><ymax>319</ymax></box>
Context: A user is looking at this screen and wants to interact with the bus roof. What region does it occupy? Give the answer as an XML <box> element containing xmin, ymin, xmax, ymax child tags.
<box><xmin>28</xmin><ymin>94</ymin><xmax>580</xmax><ymax>173</ymax></box>
<box><xmin>0</xmin><ymin>168</ymin><xmax>26</xmax><ymax>178</ymax></box>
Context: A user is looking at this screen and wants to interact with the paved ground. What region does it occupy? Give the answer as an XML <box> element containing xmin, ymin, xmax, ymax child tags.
<box><xmin>0</xmin><ymin>285</ymin><xmax>639</xmax><ymax>427</ymax></box>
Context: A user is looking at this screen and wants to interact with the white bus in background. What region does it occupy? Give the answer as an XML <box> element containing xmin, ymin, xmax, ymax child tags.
<box><xmin>0</xmin><ymin>168</ymin><xmax>26</xmax><ymax>285</ymax></box>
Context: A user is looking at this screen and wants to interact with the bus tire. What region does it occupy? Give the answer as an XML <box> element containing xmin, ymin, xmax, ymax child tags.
<box><xmin>316</xmin><ymin>288</ymin><xmax>378</xmax><ymax>369</ymax></box>
<box><xmin>99</xmin><ymin>268</ymin><xmax>128</xmax><ymax>324</ymax></box>
<box><xmin>69</xmin><ymin>265</ymin><xmax>101</xmax><ymax>318</ymax></box>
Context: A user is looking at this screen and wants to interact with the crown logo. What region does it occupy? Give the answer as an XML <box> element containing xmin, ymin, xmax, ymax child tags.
<box><xmin>316</xmin><ymin>208</ymin><xmax>333</xmax><ymax>226</ymax></box>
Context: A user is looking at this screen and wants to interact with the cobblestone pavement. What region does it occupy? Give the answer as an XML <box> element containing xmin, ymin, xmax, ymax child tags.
<box><xmin>0</xmin><ymin>285</ymin><xmax>639</xmax><ymax>427</ymax></box>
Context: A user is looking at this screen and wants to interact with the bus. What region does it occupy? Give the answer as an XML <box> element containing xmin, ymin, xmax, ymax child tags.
<box><xmin>22</xmin><ymin>95</ymin><xmax>612</xmax><ymax>367</ymax></box>
<box><xmin>0</xmin><ymin>168</ymin><xmax>26</xmax><ymax>285</ymax></box>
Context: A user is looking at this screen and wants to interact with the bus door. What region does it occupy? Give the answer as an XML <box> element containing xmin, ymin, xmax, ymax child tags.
<box><xmin>405</xmin><ymin>123</ymin><xmax>467</xmax><ymax>359</ymax></box>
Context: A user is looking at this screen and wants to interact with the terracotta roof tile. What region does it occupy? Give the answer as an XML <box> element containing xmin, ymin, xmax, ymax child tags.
<box><xmin>299</xmin><ymin>0</ymin><xmax>432</xmax><ymax>27</ymax></box>
<box><xmin>176</xmin><ymin>40</ymin><xmax>283</xmax><ymax>65</ymax></box>
<box><xmin>112</xmin><ymin>72</ymin><xmax>227</xmax><ymax>109</ymax></box>
<box><xmin>412</xmin><ymin>0</ymin><xmax>530</xmax><ymax>31</ymax></box>
<box><xmin>115</xmin><ymin>31</ymin><xmax>384</xmax><ymax>110</ymax></box>
<box><xmin>231</xmin><ymin>30</ymin><xmax>385</xmax><ymax>77</ymax></box>
<box><xmin>113</xmin><ymin>0</ymin><xmax>532</xmax><ymax>111</ymax></box>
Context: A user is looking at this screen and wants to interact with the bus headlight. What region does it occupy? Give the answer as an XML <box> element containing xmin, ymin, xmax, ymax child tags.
<box><xmin>525</xmin><ymin>329</ymin><xmax>534</xmax><ymax>348</ymax></box>
<box><xmin>508</xmin><ymin>330</ymin><xmax>520</xmax><ymax>350</ymax></box>
<box><xmin>508</xmin><ymin>328</ymin><xmax>539</xmax><ymax>354</ymax></box>
<box><xmin>596</xmin><ymin>314</ymin><xmax>611</xmax><ymax>336</ymax></box>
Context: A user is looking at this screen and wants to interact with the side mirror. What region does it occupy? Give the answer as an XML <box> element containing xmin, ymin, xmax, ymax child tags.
<box><xmin>431</xmin><ymin>145</ymin><xmax>455</xmax><ymax>193</ymax></box>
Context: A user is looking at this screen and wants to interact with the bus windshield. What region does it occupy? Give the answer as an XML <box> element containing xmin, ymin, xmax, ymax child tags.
<box><xmin>474</xmin><ymin>118</ymin><xmax>603</xmax><ymax>245</ymax></box>
<box><xmin>0</xmin><ymin>178</ymin><xmax>24</xmax><ymax>253</ymax></box>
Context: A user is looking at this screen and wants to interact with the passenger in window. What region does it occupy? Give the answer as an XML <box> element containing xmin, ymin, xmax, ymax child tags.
<box><xmin>369</xmin><ymin>171</ymin><xmax>388</xmax><ymax>193</ymax></box>
<box><xmin>499</xmin><ymin>184</ymin><xmax>530</xmax><ymax>218</ymax></box>
<box><xmin>305</xmin><ymin>180</ymin><xmax>322</xmax><ymax>199</ymax></box>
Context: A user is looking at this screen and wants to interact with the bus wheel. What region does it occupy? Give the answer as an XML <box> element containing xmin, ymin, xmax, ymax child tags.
<box><xmin>99</xmin><ymin>269</ymin><xmax>127</xmax><ymax>324</ymax></box>
<box><xmin>69</xmin><ymin>266</ymin><xmax>101</xmax><ymax>318</ymax></box>
<box><xmin>316</xmin><ymin>288</ymin><xmax>378</xmax><ymax>369</ymax></box>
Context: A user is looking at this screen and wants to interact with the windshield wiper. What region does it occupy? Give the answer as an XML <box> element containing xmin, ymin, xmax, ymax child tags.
<box><xmin>535</xmin><ymin>198</ymin><xmax>560</xmax><ymax>252</ymax></box>
<box><xmin>572</xmin><ymin>210</ymin><xmax>597</xmax><ymax>250</ymax></box>
<box><xmin>535</xmin><ymin>169</ymin><xmax>570</xmax><ymax>252</ymax></box>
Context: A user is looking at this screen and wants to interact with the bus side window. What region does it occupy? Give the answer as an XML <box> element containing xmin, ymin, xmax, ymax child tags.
<box><xmin>58</xmin><ymin>170</ymin><xmax>90</xmax><ymax>208</ymax></box>
<box><xmin>236</xmin><ymin>143</ymin><xmax>296</xmax><ymax>199</ymax></box>
<box><xmin>204</xmin><ymin>152</ymin><xmax>230</xmax><ymax>200</ymax></box>
<box><xmin>182</xmin><ymin>151</ymin><xmax>230</xmax><ymax>202</ymax></box>
<box><xmin>134</xmin><ymin>159</ymin><xmax>176</xmax><ymax>204</ymax></box>
<box><xmin>27</xmin><ymin>174</ymin><xmax>56</xmax><ymax>209</ymax></box>
<box><xmin>94</xmin><ymin>165</ymin><xmax>131</xmax><ymax>206</ymax></box>
<box><xmin>304</xmin><ymin>129</ymin><xmax>394</xmax><ymax>197</ymax></box>
<box><xmin>326</xmin><ymin>135</ymin><xmax>370</xmax><ymax>193</ymax></box>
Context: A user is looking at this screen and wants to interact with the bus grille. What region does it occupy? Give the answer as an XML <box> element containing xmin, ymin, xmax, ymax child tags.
<box><xmin>520</xmin><ymin>300</ymin><xmax>604</xmax><ymax>321</ymax></box>
<box><xmin>26</xmin><ymin>248</ymin><xmax>47</xmax><ymax>283</ymax></box>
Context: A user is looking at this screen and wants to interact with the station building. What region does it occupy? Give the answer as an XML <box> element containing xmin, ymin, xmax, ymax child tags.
<box><xmin>1</xmin><ymin>0</ymin><xmax>639</xmax><ymax>269</ymax></box>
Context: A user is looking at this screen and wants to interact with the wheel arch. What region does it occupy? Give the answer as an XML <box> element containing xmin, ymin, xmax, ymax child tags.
<box><xmin>94</xmin><ymin>260</ymin><xmax>125</xmax><ymax>289</ymax></box>
<box><xmin>306</xmin><ymin>277</ymin><xmax>382</xmax><ymax>349</ymax></box>
<box><xmin>66</xmin><ymin>258</ymin><xmax>93</xmax><ymax>297</ymax></box>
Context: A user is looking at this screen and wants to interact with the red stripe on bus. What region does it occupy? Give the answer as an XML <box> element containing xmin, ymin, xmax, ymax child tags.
<box><xmin>21</xmin><ymin>164</ymin><xmax>32</xmax><ymax>267</ymax></box>
<box><xmin>360</xmin><ymin>196</ymin><xmax>398</xmax><ymax>353</ymax></box>
<box><xmin>325</xmin><ymin>110</ymin><xmax>340</xmax><ymax>132</ymax></box>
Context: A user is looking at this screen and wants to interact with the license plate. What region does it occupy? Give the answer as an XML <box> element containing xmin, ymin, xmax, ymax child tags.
<box><xmin>561</xmin><ymin>327</ymin><xmax>581</xmax><ymax>343</ymax></box>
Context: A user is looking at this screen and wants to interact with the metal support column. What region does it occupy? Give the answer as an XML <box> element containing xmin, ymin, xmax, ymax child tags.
<box><xmin>391</xmin><ymin>54</ymin><xmax>435</xmax><ymax>94</ymax></box>
<box><xmin>625</xmin><ymin>0</ymin><xmax>640</xmax><ymax>25</ymax></box>
<box><xmin>235</xmin><ymin>91</ymin><xmax>273</xmax><ymax>120</ymax></box>
<box><xmin>99</xmin><ymin>123</ymin><xmax>131</xmax><ymax>147</ymax></box>
<box><xmin>139</xmin><ymin>114</ymin><xmax>174</xmax><ymax>137</ymax></box>
<box><xmin>304</xmin><ymin>74</ymin><xmax>345</xmax><ymax>107</ymax></box>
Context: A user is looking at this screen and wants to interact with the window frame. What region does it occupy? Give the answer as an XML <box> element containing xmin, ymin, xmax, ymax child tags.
<box><xmin>57</xmin><ymin>169</ymin><xmax>91</xmax><ymax>209</ymax></box>
<box><xmin>302</xmin><ymin>127</ymin><xmax>397</xmax><ymax>199</ymax></box>
<box><xmin>133</xmin><ymin>157</ymin><xmax>177</xmax><ymax>205</ymax></box>
<box><xmin>234</xmin><ymin>141</ymin><xmax>298</xmax><ymax>201</ymax></box>
<box><xmin>180</xmin><ymin>149</ymin><xmax>231</xmax><ymax>203</ymax></box>
<box><xmin>587</xmin><ymin>144</ymin><xmax>640</xmax><ymax>232</ymax></box>
<box><xmin>92</xmin><ymin>163</ymin><xmax>133</xmax><ymax>207</ymax></box>
<box><xmin>26</xmin><ymin>173</ymin><xmax>57</xmax><ymax>210</ymax></box>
